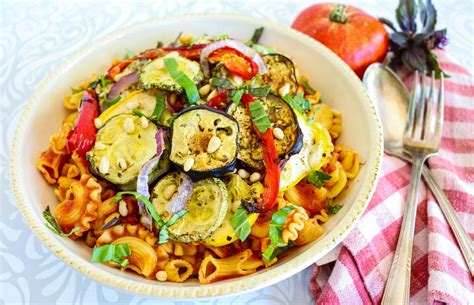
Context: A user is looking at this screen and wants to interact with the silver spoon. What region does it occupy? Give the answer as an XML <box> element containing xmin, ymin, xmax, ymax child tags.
<box><xmin>363</xmin><ymin>63</ymin><xmax>474</xmax><ymax>277</ymax></box>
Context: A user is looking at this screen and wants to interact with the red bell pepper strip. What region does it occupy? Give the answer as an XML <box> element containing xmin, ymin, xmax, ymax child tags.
<box><xmin>241</xmin><ymin>93</ymin><xmax>280</xmax><ymax>212</ymax></box>
<box><xmin>107</xmin><ymin>44</ymin><xmax>206</xmax><ymax>80</ymax></box>
<box><xmin>207</xmin><ymin>89</ymin><xmax>233</xmax><ymax>109</ymax></box>
<box><xmin>209</xmin><ymin>47</ymin><xmax>259</xmax><ymax>80</ymax></box>
<box><xmin>66</xmin><ymin>90</ymin><xmax>99</xmax><ymax>156</ymax></box>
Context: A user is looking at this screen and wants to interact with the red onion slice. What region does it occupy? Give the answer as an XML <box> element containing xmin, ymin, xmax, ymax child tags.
<box><xmin>136</xmin><ymin>129</ymin><xmax>166</xmax><ymax>229</ymax></box>
<box><xmin>200</xmin><ymin>39</ymin><xmax>267</xmax><ymax>78</ymax></box>
<box><xmin>165</xmin><ymin>172</ymin><xmax>193</xmax><ymax>215</ymax></box>
<box><xmin>107</xmin><ymin>71</ymin><xmax>139</xmax><ymax>100</ymax></box>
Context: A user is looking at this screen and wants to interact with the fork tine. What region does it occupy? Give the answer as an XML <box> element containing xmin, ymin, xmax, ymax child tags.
<box><xmin>435</xmin><ymin>73</ymin><xmax>445</xmax><ymax>141</ymax></box>
<box><xmin>405</xmin><ymin>71</ymin><xmax>420</xmax><ymax>138</ymax></box>
<box><xmin>422</xmin><ymin>71</ymin><xmax>435</xmax><ymax>139</ymax></box>
<box><xmin>414</xmin><ymin>71</ymin><xmax>426</xmax><ymax>140</ymax></box>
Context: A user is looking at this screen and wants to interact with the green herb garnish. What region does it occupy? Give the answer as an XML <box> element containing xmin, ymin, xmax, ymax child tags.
<box><xmin>91</xmin><ymin>243</ymin><xmax>131</xmax><ymax>266</ymax></box>
<box><xmin>326</xmin><ymin>200</ymin><xmax>343</xmax><ymax>215</ymax></box>
<box><xmin>99</xmin><ymin>73</ymin><xmax>113</xmax><ymax>88</ymax></box>
<box><xmin>252</xmin><ymin>44</ymin><xmax>279</xmax><ymax>55</ymax></box>
<box><xmin>307</xmin><ymin>171</ymin><xmax>332</xmax><ymax>189</ymax></box>
<box><xmin>230</xmin><ymin>206</ymin><xmax>251</xmax><ymax>242</ymax></box>
<box><xmin>262</xmin><ymin>206</ymin><xmax>297</xmax><ymax>262</ymax></box>
<box><xmin>125</xmin><ymin>48</ymin><xmax>136</xmax><ymax>59</ymax></box>
<box><xmin>283</xmin><ymin>93</ymin><xmax>310</xmax><ymax>114</ymax></box>
<box><xmin>158</xmin><ymin>209</ymin><xmax>188</xmax><ymax>244</ymax></box>
<box><xmin>248</xmin><ymin>86</ymin><xmax>271</xmax><ymax>97</ymax></box>
<box><xmin>301</xmin><ymin>78</ymin><xmax>316</xmax><ymax>95</ymax></box>
<box><xmin>156</xmin><ymin>41</ymin><xmax>164</xmax><ymax>48</ymax></box>
<box><xmin>249</xmin><ymin>100</ymin><xmax>271</xmax><ymax>133</ymax></box>
<box><xmin>163</xmin><ymin>57</ymin><xmax>200</xmax><ymax>105</ymax></box>
<box><xmin>132</xmin><ymin>108</ymin><xmax>146</xmax><ymax>117</ymax></box>
<box><xmin>70</xmin><ymin>87</ymin><xmax>83</xmax><ymax>94</ymax></box>
<box><xmin>210</xmin><ymin>77</ymin><xmax>235</xmax><ymax>89</ymax></box>
<box><xmin>232</xmin><ymin>89</ymin><xmax>246</xmax><ymax>105</ymax></box>
<box><xmin>262</xmin><ymin>242</ymin><xmax>293</xmax><ymax>263</ymax></box>
<box><xmin>151</xmin><ymin>92</ymin><xmax>166</xmax><ymax>121</ymax></box>
<box><xmin>115</xmin><ymin>191</ymin><xmax>165</xmax><ymax>227</ymax></box>
<box><xmin>104</xmin><ymin>96</ymin><xmax>121</xmax><ymax>107</ymax></box>
<box><xmin>43</xmin><ymin>206</ymin><xmax>80</xmax><ymax>237</ymax></box>
<box><xmin>249</xmin><ymin>27</ymin><xmax>264</xmax><ymax>45</ymax></box>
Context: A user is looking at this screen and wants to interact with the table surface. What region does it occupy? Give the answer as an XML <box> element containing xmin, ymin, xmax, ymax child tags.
<box><xmin>1</xmin><ymin>0</ymin><xmax>472</xmax><ymax>304</ymax></box>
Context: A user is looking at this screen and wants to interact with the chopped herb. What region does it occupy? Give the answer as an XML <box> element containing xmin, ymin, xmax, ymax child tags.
<box><xmin>252</xmin><ymin>44</ymin><xmax>279</xmax><ymax>55</ymax></box>
<box><xmin>115</xmin><ymin>191</ymin><xmax>165</xmax><ymax>227</ymax></box>
<box><xmin>132</xmin><ymin>108</ymin><xmax>146</xmax><ymax>117</ymax></box>
<box><xmin>262</xmin><ymin>242</ymin><xmax>293</xmax><ymax>263</ymax></box>
<box><xmin>249</xmin><ymin>27</ymin><xmax>264</xmax><ymax>45</ymax></box>
<box><xmin>248</xmin><ymin>86</ymin><xmax>271</xmax><ymax>97</ymax></box>
<box><xmin>326</xmin><ymin>200</ymin><xmax>343</xmax><ymax>214</ymax></box>
<box><xmin>210</xmin><ymin>77</ymin><xmax>235</xmax><ymax>89</ymax></box>
<box><xmin>169</xmin><ymin>32</ymin><xmax>182</xmax><ymax>47</ymax></box>
<box><xmin>159</xmin><ymin>209</ymin><xmax>188</xmax><ymax>244</ymax></box>
<box><xmin>156</xmin><ymin>41</ymin><xmax>164</xmax><ymax>48</ymax></box>
<box><xmin>151</xmin><ymin>92</ymin><xmax>165</xmax><ymax>121</ymax></box>
<box><xmin>283</xmin><ymin>93</ymin><xmax>311</xmax><ymax>114</ymax></box>
<box><xmin>104</xmin><ymin>96</ymin><xmax>121</xmax><ymax>107</ymax></box>
<box><xmin>125</xmin><ymin>48</ymin><xmax>136</xmax><ymax>59</ymax></box>
<box><xmin>91</xmin><ymin>243</ymin><xmax>131</xmax><ymax>266</ymax></box>
<box><xmin>163</xmin><ymin>57</ymin><xmax>200</xmax><ymax>105</ymax></box>
<box><xmin>217</xmin><ymin>34</ymin><xmax>229</xmax><ymax>39</ymax></box>
<box><xmin>301</xmin><ymin>78</ymin><xmax>316</xmax><ymax>95</ymax></box>
<box><xmin>99</xmin><ymin>73</ymin><xmax>113</xmax><ymax>88</ymax></box>
<box><xmin>249</xmin><ymin>100</ymin><xmax>271</xmax><ymax>133</ymax></box>
<box><xmin>307</xmin><ymin>171</ymin><xmax>332</xmax><ymax>188</ymax></box>
<box><xmin>230</xmin><ymin>206</ymin><xmax>251</xmax><ymax>242</ymax></box>
<box><xmin>43</xmin><ymin>206</ymin><xmax>80</xmax><ymax>237</ymax></box>
<box><xmin>70</xmin><ymin>87</ymin><xmax>83</xmax><ymax>94</ymax></box>
<box><xmin>269</xmin><ymin>206</ymin><xmax>296</xmax><ymax>247</ymax></box>
<box><xmin>232</xmin><ymin>89</ymin><xmax>245</xmax><ymax>105</ymax></box>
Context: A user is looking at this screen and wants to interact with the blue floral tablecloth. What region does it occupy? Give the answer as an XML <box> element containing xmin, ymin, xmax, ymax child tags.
<box><xmin>1</xmin><ymin>0</ymin><xmax>472</xmax><ymax>304</ymax></box>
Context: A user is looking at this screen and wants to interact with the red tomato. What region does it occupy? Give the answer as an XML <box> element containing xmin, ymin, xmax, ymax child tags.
<box><xmin>292</xmin><ymin>3</ymin><xmax>388</xmax><ymax>78</ymax></box>
<box><xmin>209</xmin><ymin>47</ymin><xmax>258</xmax><ymax>80</ymax></box>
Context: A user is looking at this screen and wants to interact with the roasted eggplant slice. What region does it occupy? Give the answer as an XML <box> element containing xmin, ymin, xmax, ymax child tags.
<box><xmin>87</xmin><ymin>114</ymin><xmax>169</xmax><ymax>190</ymax></box>
<box><xmin>170</xmin><ymin>105</ymin><xmax>239</xmax><ymax>180</ymax></box>
<box><xmin>140</xmin><ymin>52</ymin><xmax>203</xmax><ymax>93</ymax></box>
<box><xmin>151</xmin><ymin>172</ymin><xmax>229</xmax><ymax>243</ymax></box>
<box><xmin>227</xmin><ymin>94</ymin><xmax>303</xmax><ymax>170</ymax></box>
<box><xmin>263</xmin><ymin>54</ymin><xmax>298</xmax><ymax>97</ymax></box>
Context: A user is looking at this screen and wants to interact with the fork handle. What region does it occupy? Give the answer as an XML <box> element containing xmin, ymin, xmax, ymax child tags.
<box><xmin>382</xmin><ymin>156</ymin><xmax>425</xmax><ymax>305</ymax></box>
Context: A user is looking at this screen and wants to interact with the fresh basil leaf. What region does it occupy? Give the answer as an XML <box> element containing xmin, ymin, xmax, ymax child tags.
<box><xmin>105</xmin><ymin>96</ymin><xmax>121</xmax><ymax>107</ymax></box>
<box><xmin>43</xmin><ymin>206</ymin><xmax>80</xmax><ymax>237</ymax></box>
<box><xmin>327</xmin><ymin>202</ymin><xmax>343</xmax><ymax>215</ymax></box>
<box><xmin>158</xmin><ymin>226</ymin><xmax>170</xmax><ymax>244</ymax></box>
<box><xmin>252</xmin><ymin>44</ymin><xmax>278</xmax><ymax>55</ymax></box>
<box><xmin>300</xmin><ymin>79</ymin><xmax>316</xmax><ymax>95</ymax></box>
<box><xmin>99</xmin><ymin>73</ymin><xmax>113</xmax><ymax>88</ymax></box>
<box><xmin>262</xmin><ymin>242</ymin><xmax>293</xmax><ymax>263</ymax></box>
<box><xmin>307</xmin><ymin>171</ymin><xmax>332</xmax><ymax>189</ymax></box>
<box><xmin>125</xmin><ymin>48</ymin><xmax>136</xmax><ymax>59</ymax></box>
<box><xmin>230</xmin><ymin>206</ymin><xmax>251</xmax><ymax>242</ymax></box>
<box><xmin>249</xmin><ymin>100</ymin><xmax>271</xmax><ymax>133</ymax></box>
<box><xmin>269</xmin><ymin>206</ymin><xmax>296</xmax><ymax>247</ymax></box>
<box><xmin>217</xmin><ymin>34</ymin><xmax>229</xmax><ymax>39</ymax></box>
<box><xmin>210</xmin><ymin>77</ymin><xmax>235</xmax><ymax>89</ymax></box>
<box><xmin>132</xmin><ymin>108</ymin><xmax>146</xmax><ymax>117</ymax></box>
<box><xmin>282</xmin><ymin>93</ymin><xmax>309</xmax><ymax>114</ymax></box>
<box><xmin>250</xmin><ymin>27</ymin><xmax>264</xmax><ymax>45</ymax></box>
<box><xmin>163</xmin><ymin>57</ymin><xmax>200</xmax><ymax>104</ymax></box>
<box><xmin>167</xmin><ymin>209</ymin><xmax>188</xmax><ymax>227</ymax></box>
<box><xmin>232</xmin><ymin>89</ymin><xmax>245</xmax><ymax>105</ymax></box>
<box><xmin>158</xmin><ymin>209</ymin><xmax>188</xmax><ymax>244</ymax></box>
<box><xmin>248</xmin><ymin>86</ymin><xmax>271</xmax><ymax>97</ymax></box>
<box><xmin>91</xmin><ymin>243</ymin><xmax>131</xmax><ymax>266</ymax></box>
<box><xmin>115</xmin><ymin>191</ymin><xmax>165</xmax><ymax>227</ymax></box>
<box><xmin>151</xmin><ymin>92</ymin><xmax>166</xmax><ymax>121</ymax></box>
<box><xmin>156</xmin><ymin>41</ymin><xmax>164</xmax><ymax>48</ymax></box>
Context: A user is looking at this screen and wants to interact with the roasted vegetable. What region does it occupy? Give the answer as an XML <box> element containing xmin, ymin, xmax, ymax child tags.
<box><xmin>262</xmin><ymin>54</ymin><xmax>298</xmax><ymax>97</ymax></box>
<box><xmin>140</xmin><ymin>53</ymin><xmax>203</xmax><ymax>93</ymax></box>
<box><xmin>170</xmin><ymin>106</ymin><xmax>239</xmax><ymax>180</ymax></box>
<box><xmin>99</xmin><ymin>90</ymin><xmax>172</xmax><ymax>127</ymax></box>
<box><xmin>227</xmin><ymin>94</ymin><xmax>303</xmax><ymax>170</ymax></box>
<box><xmin>151</xmin><ymin>172</ymin><xmax>229</xmax><ymax>242</ymax></box>
<box><xmin>87</xmin><ymin>114</ymin><xmax>169</xmax><ymax>190</ymax></box>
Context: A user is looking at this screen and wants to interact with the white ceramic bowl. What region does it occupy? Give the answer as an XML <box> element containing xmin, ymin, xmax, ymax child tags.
<box><xmin>10</xmin><ymin>14</ymin><xmax>383</xmax><ymax>299</ymax></box>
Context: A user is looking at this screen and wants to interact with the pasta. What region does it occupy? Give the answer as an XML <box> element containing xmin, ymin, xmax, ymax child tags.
<box><xmin>36</xmin><ymin>31</ymin><xmax>363</xmax><ymax>285</ymax></box>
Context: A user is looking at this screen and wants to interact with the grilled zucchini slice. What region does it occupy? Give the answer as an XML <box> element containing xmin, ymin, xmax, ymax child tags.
<box><xmin>170</xmin><ymin>106</ymin><xmax>239</xmax><ymax>180</ymax></box>
<box><xmin>99</xmin><ymin>90</ymin><xmax>172</xmax><ymax>127</ymax></box>
<box><xmin>263</xmin><ymin>54</ymin><xmax>298</xmax><ymax>97</ymax></box>
<box><xmin>87</xmin><ymin>114</ymin><xmax>168</xmax><ymax>190</ymax></box>
<box><xmin>151</xmin><ymin>172</ymin><xmax>229</xmax><ymax>242</ymax></box>
<box><xmin>227</xmin><ymin>94</ymin><xmax>303</xmax><ymax>170</ymax></box>
<box><xmin>140</xmin><ymin>52</ymin><xmax>203</xmax><ymax>93</ymax></box>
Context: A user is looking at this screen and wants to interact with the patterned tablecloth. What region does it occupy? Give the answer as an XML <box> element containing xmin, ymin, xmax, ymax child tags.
<box><xmin>1</xmin><ymin>0</ymin><xmax>472</xmax><ymax>304</ymax></box>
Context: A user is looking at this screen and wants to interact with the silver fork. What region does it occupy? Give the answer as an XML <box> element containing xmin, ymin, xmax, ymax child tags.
<box><xmin>382</xmin><ymin>71</ymin><xmax>444</xmax><ymax>305</ymax></box>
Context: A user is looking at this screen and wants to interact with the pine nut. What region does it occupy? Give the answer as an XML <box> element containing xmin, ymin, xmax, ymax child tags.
<box><xmin>273</xmin><ymin>127</ymin><xmax>284</xmax><ymax>140</ymax></box>
<box><xmin>183</xmin><ymin>157</ymin><xmax>195</xmax><ymax>172</ymax></box>
<box><xmin>278</xmin><ymin>83</ymin><xmax>291</xmax><ymax>97</ymax></box>
<box><xmin>199</xmin><ymin>84</ymin><xmax>211</xmax><ymax>96</ymax></box>
<box><xmin>126</xmin><ymin>101</ymin><xmax>139</xmax><ymax>109</ymax></box>
<box><xmin>95</xmin><ymin>142</ymin><xmax>106</xmax><ymax>150</ymax></box>
<box><xmin>169</xmin><ymin>93</ymin><xmax>177</xmax><ymax>105</ymax></box>
<box><xmin>94</xmin><ymin>118</ymin><xmax>103</xmax><ymax>129</ymax></box>
<box><xmin>156</xmin><ymin>270</ymin><xmax>168</xmax><ymax>281</ymax></box>
<box><xmin>249</xmin><ymin>172</ymin><xmax>261</xmax><ymax>183</ymax></box>
<box><xmin>206</xmin><ymin>89</ymin><xmax>218</xmax><ymax>101</ymax></box>
<box><xmin>140</xmin><ymin>116</ymin><xmax>149</xmax><ymax>128</ymax></box>
<box><xmin>117</xmin><ymin>157</ymin><xmax>127</xmax><ymax>170</ymax></box>
<box><xmin>99</xmin><ymin>157</ymin><xmax>110</xmax><ymax>174</ymax></box>
<box><xmin>123</xmin><ymin>117</ymin><xmax>135</xmax><ymax>133</ymax></box>
<box><xmin>164</xmin><ymin>184</ymin><xmax>177</xmax><ymax>200</ymax></box>
<box><xmin>118</xmin><ymin>200</ymin><xmax>128</xmax><ymax>217</ymax></box>
<box><xmin>207</xmin><ymin>136</ymin><xmax>222</xmax><ymax>154</ymax></box>
<box><xmin>238</xmin><ymin>169</ymin><xmax>250</xmax><ymax>179</ymax></box>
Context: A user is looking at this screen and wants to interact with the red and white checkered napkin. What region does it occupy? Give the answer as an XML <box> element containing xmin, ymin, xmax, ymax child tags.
<box><xmin>310</xmin><ymin>51</ymin><xmax>474</xmax><ymax>305</ymax></box>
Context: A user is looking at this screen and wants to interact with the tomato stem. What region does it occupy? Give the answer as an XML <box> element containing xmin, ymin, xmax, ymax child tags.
<box><xmin>329</xmin><ymin>4</ymin><xmax>348</xmax><ymax>24</ymax></box>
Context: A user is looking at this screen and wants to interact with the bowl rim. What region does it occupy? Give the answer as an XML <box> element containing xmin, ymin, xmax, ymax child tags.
<box><xmin>10</xmin><ymin>13</ymin><xmax>383</xmax><ymax>299</ymax></box>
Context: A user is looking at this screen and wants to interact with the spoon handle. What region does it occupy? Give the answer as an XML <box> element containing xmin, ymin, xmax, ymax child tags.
<box><xmin>389</xmin><ymin>150</ymin><xmax>474</xmax><ymax>276</ymax></box>
<box><xmin>382</xmin><ymin>156</ymin><xmax>425</xmax><ymax>305</ymax></box>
